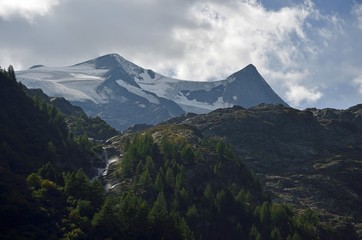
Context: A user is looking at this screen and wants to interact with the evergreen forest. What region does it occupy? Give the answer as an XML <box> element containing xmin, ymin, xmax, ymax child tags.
<box><xmin>0</xmin><ymin>66</ymin><xmax>358</xmax><ymax>239</ymax></box>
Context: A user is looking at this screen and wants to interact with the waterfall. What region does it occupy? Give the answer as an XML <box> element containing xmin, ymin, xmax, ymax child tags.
<box><xmin>97</xmin><ymin>146</ymin><xmax>121</xmax><ymax>191</ymax></box>
<box><xmin>100</xmin><ymin>147</ymin><xmax>119</xmax><ymax>177</ymax></box>
<box><xmin>96</xmin><ymin>147</ymin><xmax>110</xmax><ymax>177</ymax></box>
<box><xmin>103</xmin><ymin>147</ymin><xmax>109</xmax><ymax>162</ymax></box>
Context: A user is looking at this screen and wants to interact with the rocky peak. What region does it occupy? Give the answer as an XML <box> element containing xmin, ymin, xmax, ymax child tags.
<box><xmin>75</xmin><ymin>53</ymin><xmax>140</xmax><ymax>72</ymax></box>
<box><xmin>226</xmin><ymin>63</ymin><xmax>259</xmax><ymax>81</ymax></box>
<box><xmin>222</xmin><ymin>64</ymin><xmax>289</xmax><ymax>108</ymax></box>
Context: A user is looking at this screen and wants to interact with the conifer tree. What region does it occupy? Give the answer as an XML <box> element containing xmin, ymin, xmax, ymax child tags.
<box><xmin>154</xmin><ymin>172</ymin><xmax>164</xmax><ymax>191</ymax></box>
<box><xmin>140</xmin><ymin>168</ymin><xmax>152</xmax><ymax>187</ymax></box>
<box><xmin>149</xmin><ymin>191</ymin><xmax>168</xmax><ymax>222</ymax></box>
<box><xmin>165</xmin><ymin>167</ymin><xmax>175</xmax><ymax>187</ymax></box>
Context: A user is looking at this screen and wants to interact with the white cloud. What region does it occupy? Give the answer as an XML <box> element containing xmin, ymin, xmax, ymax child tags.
<box><xmin>166</xmin><ymin>1</ymin><xmax>312</xmax><ymax>81</ymax></box>
<box><xmin>0</xmin><ymin>0</ymin><xmax>59</xmax><ymax>22</ymax></box>
<box><xmin>352</xmin><ymin>3</ymin><xmax>362</xmax><ymax>30</ymax></box>
<box><xmin>142</xmin><ymin>0</ymin><xmax>337</xmax><ymax>107</ymax></box>
<box><xmin>0</xmin><ymin>48</ymin><xmax>27</xmax><ymax>70</ymax></box>
<box><xmin>285</xmin><ymin>84</ymin><xmax>322</xmax><ymax>107</ymax></box>
<box><xmin>267</xmin><ymin>68</ymin><xmax>322</xmax><ymax>106</ymax></box>
<box><xmin>0</xmin><ymin>0</ymin><xmax>350</xmax><ymax>108</ymax></box>
<box><xmin>353</xmin><ymin>75</ymin><xmax>362</xmax><ymax>94</ymax></box>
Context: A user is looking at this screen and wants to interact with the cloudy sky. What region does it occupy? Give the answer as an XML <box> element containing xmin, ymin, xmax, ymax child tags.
<box><xmin>0</xmin><ymin>0</ymin><xmax>362</xmax><ymax>109</ymax></box>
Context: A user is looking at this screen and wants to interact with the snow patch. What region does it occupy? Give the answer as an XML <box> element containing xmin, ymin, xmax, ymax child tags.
<box><xmin>116</xmin><ymin>79</ymin><xmax>160</xmax><ymax>104</ymax></box>
<box><xmin>71</xmin><ymin>73</ymin><xmax>103</xmax><ymax>80</ymax></box>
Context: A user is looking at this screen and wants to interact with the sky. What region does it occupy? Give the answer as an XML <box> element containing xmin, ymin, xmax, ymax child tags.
<box><xmin>0</xmin><ymin>0</ymin><xmax>362</xmax><ymax>109</ymax></box>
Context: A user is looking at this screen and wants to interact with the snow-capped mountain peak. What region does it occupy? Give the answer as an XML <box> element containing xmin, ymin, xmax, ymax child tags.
<box><xmin>17</xmin><ymin>53</ymin><xmax>288</xmax><ymax>130</ymax></box>
<box><xmin>75</xmin><ymin>53</ymin><xmax>142</xmax><ymax>74</ymax></box>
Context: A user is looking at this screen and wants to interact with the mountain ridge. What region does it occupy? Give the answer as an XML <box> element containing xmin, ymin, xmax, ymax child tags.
<box><xmin>160</xmin><ymin>104</ymin><xmax>362</xmax><ymax>225</ymax></box>
<box><xmin>17</xmin><ymin>53</ymin><xmax>288</xmax><ymax>130</ymax></box>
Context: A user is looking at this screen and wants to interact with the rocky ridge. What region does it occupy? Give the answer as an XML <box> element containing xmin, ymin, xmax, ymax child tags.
<box><xmin>156</xmin><ymin>104</ymin><xmax>362</xmax><ymax>236</ymax></box>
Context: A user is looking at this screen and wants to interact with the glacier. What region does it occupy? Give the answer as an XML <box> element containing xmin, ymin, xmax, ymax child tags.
<box><xmin>17</xmin><ymin>53</ymin><xmax>288</xmax><ymax>130</ymax></box>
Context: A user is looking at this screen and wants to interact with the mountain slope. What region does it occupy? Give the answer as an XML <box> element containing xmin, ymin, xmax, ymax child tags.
<box><xmin>97</xmin><ymin>124</ymin><xmax>335</xmax><ymax>240</ymax></box>
<box><xmin>23</xmin><ymin>87</ymin><xmax>118</xmax><ymax>141</ymax></box>
<box><xmin>17</xmin><ymin>53</ymin><xmax>288</xmax><ymax>130</ymax></box>
<box><xmin>0</xmin><ymin>68</ymin><xmax>94</xmax><ymax>174</ymax></box>
<box><xmin>0</xmin><ymin>66</ymin><xmax>103</xmax><ymax>238</ymax></box>
<box><xmin>163</xmin><ymin>104</ymin><xmax>362</xmax><ymax>237</ymax></box>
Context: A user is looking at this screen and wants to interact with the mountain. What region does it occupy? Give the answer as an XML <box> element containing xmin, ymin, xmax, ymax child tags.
<box><xmin>16</xmin><ymin>53</ymin><xmax>288</xmax><ymax>130</ymax></box>
<box><xmin>1</xmin><ymin>67</ymin><xmax>322</xmax><ymax>240</ymax></box>
<box><xmin>23</xmin><ymin>87</ymin><xmax>118</xmax><ymax>141</ymax></box>
<box><xmin>98</xmin><ymin>104</ymin><xmax>362</xmax><ymax>239</ymax></box>
<box><xmin>155</xmin><ymin>104</ymin><xmax>362</xmax><ymax>237</ymax></box>
<box><xmin>2</xmin><ymin>66</ymin><xmax>360</xmax><ymax>239</ymax></box>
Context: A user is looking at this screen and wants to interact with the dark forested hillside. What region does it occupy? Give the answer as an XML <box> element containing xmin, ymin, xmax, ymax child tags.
<box><xmin>0</xmin><ymin>66</ymin><xmax>96</xmax><ymax>174</ymax></box>
<box><xmin>23</xmin><ymin>88</ymin><xmax>118</xmax><ymax>141</ymax></box>
<box><xmin>100</xmin><ymin>125</ymin><xmax>349</xmax><ymax>240</ymax></box>
<box><xmin>0</xmin><ymin>66</ymin><xmax>101</xmax><ymax>239</ymax></box>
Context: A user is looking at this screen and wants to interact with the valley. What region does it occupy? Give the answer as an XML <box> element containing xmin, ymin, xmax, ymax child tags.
<box><xmin>1</xmin><ymin>60</ymin><xmax>362</xmax><ymax>239</ymax></box>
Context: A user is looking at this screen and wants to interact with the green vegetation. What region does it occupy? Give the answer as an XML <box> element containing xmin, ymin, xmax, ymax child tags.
<box><xmin>70</xmin><ymin>115</ymin><xmax>117</xmax><ymax>141</ymax></box>
<box><xmin>0</xmin><ymin>66</ymin><xmax>352</xmax><ymax>239</ymax></box>
<box><xmin>15</xmin><ymin>131</ymin><xmax>321</xmax><ymax>240</ymax></box>
<box><xmin>26</xmin><ymin>167</ymin><xmax>104</xmax><ymax>239</ymax></box>
<box><xmin>100</xmin><ymin>130</ymin><xmax>320</xmax><ymax>240</ymax></box>
<box><xmin>0</xmin><ymin>66</ymin><xmax>96</xmax><ymax>174</ymax></box>
<box><xmin>25</xmin><ymin>87</ymin><xmax>118</xmax><ymax>141</ymax></box>
<box><xmin>0</xmin><ymin>66</ymin><xmax>100</xmax><ymax>239</ymax></box>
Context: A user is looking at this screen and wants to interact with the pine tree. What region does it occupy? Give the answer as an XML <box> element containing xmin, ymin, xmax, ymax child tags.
<box><xmin>136</xmin><ymin>160</ymin><xmax>144</xmax><ymax>174</ymax></box>
<box><xmin>175</xmin><ymin>170</ymin><xmax>185</xmax><ymax>190</ymax></box>
<box><xmin>249</xmin><ymin>224</ymin><xmax>262</xmax><ymax>240</ymax></box>
<box><xmin>140</xmin><ymin>168</ymin><xmax>152</xmax><ymax>187</ymax></box>
<box><xmin>165</xmin><ymin>167</ymin><xmax>175</xmax><ymax>188</ymax></box>
<box><xmin>271</xmin><ymin>227</ymin><xmax>282</xmax><ymax>240</ymax></box>
<box><xmin>7</xmin><ymin>65</ymin><xmax>16</xmax><ymax>81</ymax></box>
<box><xmin>63</xmin><ymin>169</ymin><xmax>90</xmax><ymax>200</ymax></box>
<box><xmin>203</xmin><ymin>183</ymin><xmax>214</xmax><ymax>204</ymax></box>
<box><xmin>155</xmin><ymin>172</ymin><xmax>164</xmax><ymax>192</ymax></box>
<box><xmin>180</xmin><ymin>144</ymin><xmax>194</xmax><ymax>163</ymax></box>
<box><xmin>145</xmin><ymin>155</ymin><xmax>155</xmax><ymax>173</ymax></box>
<box><xmin>149</xmin><ymin>191</ymin><xmax>168</xmax><ymax>222</ymax></box>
